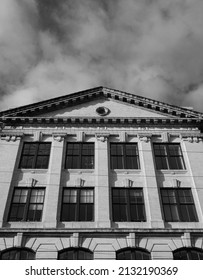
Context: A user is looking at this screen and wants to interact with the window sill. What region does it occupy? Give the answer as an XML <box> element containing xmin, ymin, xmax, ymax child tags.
<box><xmin>164</xmin><ymin>222</ymin><xmax>203</xmax><ymax>229</ymax></box>
<box><xmin>4</xmin><ymin>221</ymin><xmax>44</xmax><ymax>228</ymax></box>
<box><xmin>18</xmin><ymin>169</ymin><xmax>48</xmax><ymax>174</ymax></box>
<box><xmin>111</xmin><ymin>169</ymin><xmax>142</xmax><ymax>174</ymax></box>
<box><xmin>156</xmin><ymin>169</ymin><xmax>188</xmax><ymax>175</ymax></box>
<box><xmin>63</xmin><ymin>169</ymin><xmax>95</xmax><ymax>174</ymax></box>
<box><xmin>58</xmin><ymin>221</ymin><xmax>96</xmax><ymax>228</ymax></box>
<box><xmin>112</xmin><ymin>221</ymin><xmax>150</xmax><ymax>228</ymax></box>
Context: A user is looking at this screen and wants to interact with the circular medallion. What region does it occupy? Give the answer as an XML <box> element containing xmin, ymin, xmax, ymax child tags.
<box><xmin>96</xmin><ymin>106</ymin><xmax>110</xmax><ymax>116</ymax></box>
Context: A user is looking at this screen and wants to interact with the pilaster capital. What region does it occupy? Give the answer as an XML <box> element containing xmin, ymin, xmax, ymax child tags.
<box><xmin>181</xmin><ymin>133</ymin><xmax>203</xmax><ymax>143</ymax></box>
<box><xmin>0</xmin><ymin>132</ymin><xmax>24</xmax><ymax>141</ymax></box>
<box><xmin>138</xmin><ymin>133</ymin><xmax>152</xmax><ymax>143</ymax></box>
<box><xmin>52</xmin><ymin>133</ymin><xmax>67</xmax><ymax>142</ymax></box>
<box><xmin>95</xmin><ymin>133</ymin><xmax>110</xmax><ymax>142</ymax></box>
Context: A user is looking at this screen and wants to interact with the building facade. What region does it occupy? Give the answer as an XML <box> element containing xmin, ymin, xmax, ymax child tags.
<box><xmin>0</xmin><ymin>86</ymin><xmax>203</xmax><ymax>260</ymax></box>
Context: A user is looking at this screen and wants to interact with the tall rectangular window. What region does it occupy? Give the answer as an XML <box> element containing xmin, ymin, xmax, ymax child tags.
<box><xmin>19</xmin><ymin>142</ymin><xmax>51</xmax><ymax>169</ymax></box>
<box><xmin>161</xmin><ymin>188</ymin><xmax>198</xmax><ymax>222</ymax></box>
<box><xmin>110</xmin><ymin>143</ymin><xmax>140</xmax><ymax>169</ymax></box>
<box><xmin>61</xmin><ymin>188</ymin><xmax>94</xmax><ymax>221</ymax></box>
<box><xmin>65</xmin><ymin>143</ymin><xmax>94</xmax><ymax>169</ymax></box>
<box><xmin>112</xmin><ymin>188</ymin><xmax>146</xmax><ymax>222</ymax></box>
<box><xmin>154</xmin><ymin>143</ymin><xmax>185</xmax><ymax>170</ymax></box>
<box><xmin>9</xmin><ymin>188</ymin><xmax>45</xmax><ymax>221</ymax></box>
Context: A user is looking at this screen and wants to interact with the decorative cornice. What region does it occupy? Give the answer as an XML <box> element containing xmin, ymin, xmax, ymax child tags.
<box><xmin>1</xmin><ymin>117</ymin><xmax>202</xmax><ymax>126</ymax></box>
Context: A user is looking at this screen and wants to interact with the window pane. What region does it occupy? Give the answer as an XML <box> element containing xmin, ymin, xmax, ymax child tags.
<box><xmin>63</xmin><ymin>189</ymin><xmax>77</xmax><ymax>203</ymax></box>
<box><xmin>154</xmin><ymin>144</ymin><xmax>185</xmax><ymax>170</ymax></box>
<box><xmin>178</xmin><ymin>189</ymin><xmax>193</xmax><ymax>203</ymax></box>
<box><xmin>23</xmin><ymin>143</ymin><xmax>36</xmax><ymax>155</ymax></box>
<box><xmin>112</xmin><ymin>205</ymin><xmax>120</xmax><ymax>221</ymax></box>
<box><xmin>80</xmin><ymin>190</ymin><xmax>94</xmax><ymax>203</ymax></box>
<box><xmin>38</xmin><ymin>143</ymin><xmax>51</xmax><ymax>155</ymax></box>
<box><xmin>161</xmin><ymin>188</ymin><xmax>197</xmax><ymax>222</ymax></box>
<box><xmin>20</xmin><ymin>156</ymin><xmax>34</xmax><ymax>168</ymax></box>
<box><xmin>126</xmin><ymin>156</ymin><xmax>139</xmax><ymax>169</ymax></box>
<box><xmin>61</xmin><ymin>188</ymin><xmax>94</xmax><ymax>221</ymax></box>
<box><xmin>81</xmin><ymin>156</ymin><xmax>94</xmax><ymax>169</ymax></box>
<box><xmin>170</xmin><ymin>205</ymin><xmax>180</xmax><ymax>221</ymax></box>
<box><xmin>36</xmin><ymin>156</ymin><xmax>49</xmax><ymax>169</ymax></box>
<box><xmin>82</xmin><ymin>144</ymin><xmax>94</xmax><ymax>155</ymax></box>
<box><xmin>119</xmin><ymin>205</ymin><xmax>128</xmax><ymax>221</ymax></box>
<box><xmin>129</xmin><ymin>189</ymin><xmax>143</xmax><ymax>203</ymax></box>
<box><xmin>20</xmin><ymin>143</ymin><xmax>51</xmax><ymax>169</ymax></box>
<box><xmin>79</xmin><ymin>204</ymin><xmax>93</xmax><ymax>221</ymax></box>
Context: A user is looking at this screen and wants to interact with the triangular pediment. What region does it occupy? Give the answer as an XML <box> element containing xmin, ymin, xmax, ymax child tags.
<box><xmin>35</xmin><ymin>97</ymin><xmax>169</xmax><ymax>119</ymax></box>
<box><xmin>0</xmin><ymin>87</ymin><xmax>202</xmax><ymax>120</ymax></box>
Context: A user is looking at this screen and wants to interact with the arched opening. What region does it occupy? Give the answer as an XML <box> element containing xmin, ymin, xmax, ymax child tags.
<box><xmin>58</xmin><ymin>248</ymin><xmax>93</xmax><ymax>260</ymax></box>
<box><xmin>0</xmin><ymin>247</ymin><xmax>35</xmax><ymax>260</ymax></box>
<box><xmin>116</xmin><ymin>247</ymin><xmax>151</xmax><ymax>260</ymax></box>
<box><xmin>173</xmin><ymin>247</ymin><xmax>203</xmax><ymax>260</ymax></box>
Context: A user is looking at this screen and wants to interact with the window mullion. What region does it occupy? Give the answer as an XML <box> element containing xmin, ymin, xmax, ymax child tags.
<box><xmin>33</xmin><ymin>143</ymin><xmax>39</xmax><ymax>168</ymax></box>
<box><xmin>126</xmin><ymin>189</ymin><xmax>131</xmax><ymax>221</ymax></box>
<box><xmin>123</xmin><ymin>145</ymin><xmax>126</xmax><ymax>169</ymax></box>
<box><xmin>79</xmin><ymin>144</ymin><xmax>82</xmax><ymax>169</ymax></box>
<box><xmin>24</xmin><ymin>188</ymin><xmax>32</xmax><ymax>221</ymax></box>
<box><xmin>166</xmin><ymin>145</ymin><xmax>171</xmax><ymax>169</ymax></box>
<box><xmin>176</xmin><ymin>189</ymin><xmax>182</xmax><ymax>221</ymax></box>
<box><xmin>76</xmin><ymin>189</ymin><xmax>80</xmax><ymax>220</ymax></box>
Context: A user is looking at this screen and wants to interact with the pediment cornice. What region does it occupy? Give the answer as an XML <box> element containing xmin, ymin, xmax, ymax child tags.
<box><xmin>0</xmin><ymin>116</ymin><xmax>203</xmax><ymax>126</ymax></box>
<box><xmin>0</xmin><ymin>87</ymin><xmax>202</xmax><ymax>119</ymax></box>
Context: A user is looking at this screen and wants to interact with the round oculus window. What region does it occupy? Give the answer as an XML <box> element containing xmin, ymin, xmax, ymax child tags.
<box><xmin>96</xmin><ymin>106</ymin><xmax>110</xmax><ymax>116</ymax></box>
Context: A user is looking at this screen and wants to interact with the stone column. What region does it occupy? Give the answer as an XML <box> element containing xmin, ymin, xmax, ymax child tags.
<box><xmin>95</xmin><ymin>133</ymin><xmax>111</xmax><ymax>227</ymax></box>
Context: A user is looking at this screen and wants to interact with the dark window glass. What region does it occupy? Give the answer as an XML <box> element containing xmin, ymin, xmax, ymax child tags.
<box><xmin>58</xmin><ymin>248</ymin><xmax>93</xmax><ymax>260</ymax></box>
<box><xmin>173</xmin><ymin>248</ymin><xmax>203</xmax><ymax>260</ymax></box>
<box><xmin>154</xmin><ymin>144</ymin><xmax>185</xmax><ymax>170</ymax></box>
<box><xmin>61</xmin><ymin>188</ymin><xmax>94</xmax><ymax>221</ymax></box>
<box><xmin>112</xmin><ymin>188</ymin><xmax>146</xmax><ymax>222</ymax></box>
<box><xmin>9</xmin><ymin>188</ymin><xmax>45</xmax><ymax>221</ymax></box>
<box><xmin>0</xmin><ymin>248</ymin><xmax>35</xmax><ymax>260</ymax></box>
<box><xmin>65</xmin><ymin>143</ymin><xmax>94</xmax><ymax>169</ymax></box>
<box><xmin>116</xmin><ymin>248</ymin><xmax>151</xmax><ymax>260</ymax></box>
<box><xmin>110</xmin><ymin>143</ymin><xmax>140</xmax><ymax>169</ymax></box>
<box><xmin>19</xmin><ymin>142</ymin><xmax>51</xmax><ymax>169</ymax></box>
<box><xmin>161</xmin><ymin>188</ymin><xmax>198</xmax><ymax>222</ymax></box>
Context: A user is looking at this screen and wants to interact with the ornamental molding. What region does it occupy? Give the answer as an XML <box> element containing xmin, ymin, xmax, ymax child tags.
<box><xmin>95</xmin><ymin>133</ymin><xmax>110</xmax><ymax>142</ymax></box>
<box><xmin>171</xmin><ymin>179</ymin><xmax>181</xmax><ymax>188</ymax></box>
<box><xmin>0</xmin><ymin>132</ymin><xmax>24</xmax><ymax>141</ymax></box>
<box><xmin>75</xmin><ymin>178</ymin><xmax>85</xmax><ymax>187</ymax></box>
<box><xmin>52</xmin><ymin>133</ymin><xmax>67</xmax><ymax>142</ymax></box>
<box><xmin>138</xmin><ymin>133</ymin><xmax>152</xmax><ymax>142</ymax></box>
<box><xmin>123</xmin><ymin>178</ymin><xmax>134</xmax><ymax>188</ymax></box>
<box><xmin>26</xmin><ymin>177</ymin><xmax>38</xmax><ymax>188</ymax></box>
<box><xmin>180</xmin><ymin>133</ymin><xmax>203</xmax><ymax>143</ymax></box>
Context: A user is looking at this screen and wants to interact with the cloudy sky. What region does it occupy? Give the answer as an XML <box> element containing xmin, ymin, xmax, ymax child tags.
<box><xmin>1</xmin><ymin>0</ymin><xmax>203</xmax><ymax>112</ymax></box>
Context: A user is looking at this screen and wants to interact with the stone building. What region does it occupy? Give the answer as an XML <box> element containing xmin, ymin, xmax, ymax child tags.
<box><xmin>0</xmin><ymin>86</ymin><xmax>203</xmax><ymax>260</ymax></box>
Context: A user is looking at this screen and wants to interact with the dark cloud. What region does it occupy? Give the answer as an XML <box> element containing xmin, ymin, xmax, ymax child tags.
<box><xmin>0</xmin><ymin>0</ymin><xmax>203</xmax><ymax>111</ymax></box>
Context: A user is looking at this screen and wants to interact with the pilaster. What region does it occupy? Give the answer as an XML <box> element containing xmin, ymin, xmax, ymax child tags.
<box><xmin>95</xmin><ymin>133</ymin><xmax>111</xmax><ymax>227</ymax></box>
<box><xmin>139</xmin><ymin>135</ymin><xmax>164</xmax><ymax>228</ymax></box>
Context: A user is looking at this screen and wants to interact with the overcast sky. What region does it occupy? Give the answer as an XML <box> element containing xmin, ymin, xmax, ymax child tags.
<box><xmin>0</xmin><ymin>0</ymin><xmax>203</xmax><ymax>112</ymax></box>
